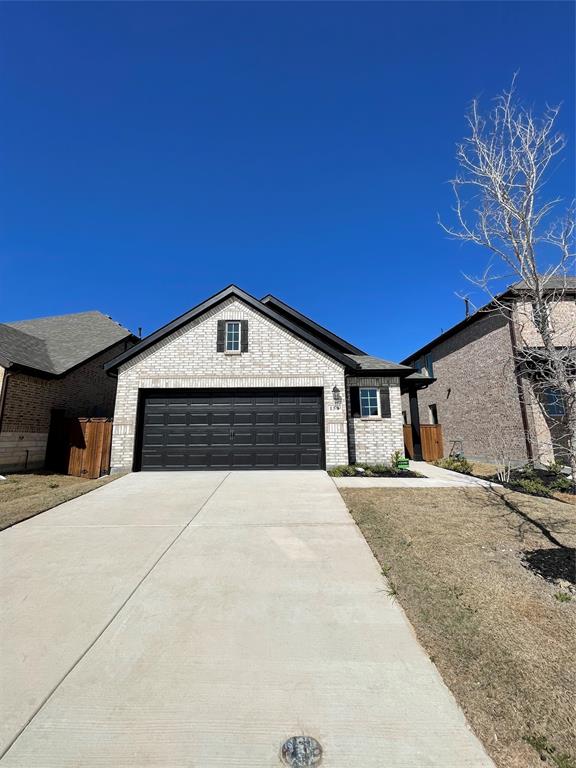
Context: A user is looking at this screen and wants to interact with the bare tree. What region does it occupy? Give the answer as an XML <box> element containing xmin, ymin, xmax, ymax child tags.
<box><xmin>440</xmin><ymin>77</ymin><xmax>576</xmax><ymax>485</ymax></box>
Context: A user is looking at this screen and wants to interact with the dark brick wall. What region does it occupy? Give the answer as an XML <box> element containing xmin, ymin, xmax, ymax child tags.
<box><xmin>1</xmin><ymin>341</ymin><xmax>128</xmax><ymax>433</ymax></box>
<box><xmin>403</xmin><ymin>312</ymin><xmax>529</xmax><ymax>462</ymax></box>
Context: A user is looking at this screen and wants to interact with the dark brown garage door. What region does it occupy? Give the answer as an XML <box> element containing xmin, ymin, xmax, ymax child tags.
<box><xmin>137</xmin><ymin>388</ymin><xmax>324</xmax><ymax>470</ymax></box>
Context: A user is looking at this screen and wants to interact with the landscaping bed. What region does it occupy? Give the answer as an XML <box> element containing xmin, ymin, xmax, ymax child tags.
<box><xmin>0</xmin><ymin>472</ymin><xmax>121</xmax><ymax>530</ymax></box>
<box><xmin>328</xmin><ymin>463</ymin><xmax>423</xmax><ymax>479</ymax></box>
<box><xmin>342</xmin><ymin>485</ymin><xmax>576</xmax><ymax>768</ymax></box>
<box><xmin>435</xmin><ymin>457</ymin><xmax>575</xmax><ymax>504</ymax></box>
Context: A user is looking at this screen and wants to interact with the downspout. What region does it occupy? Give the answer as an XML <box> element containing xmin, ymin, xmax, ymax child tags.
<box><xmin>507</xmin><ymin>310</ymin><xmax>534</xmax><ymax>462</ymax></box>
<box><xmin>0</xmin><ymin>369</ymin><xmax>13</xmax><ymax>434</ymax></box>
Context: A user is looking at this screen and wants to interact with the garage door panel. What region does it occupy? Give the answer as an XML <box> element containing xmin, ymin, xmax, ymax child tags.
<box><xmin>188</xmin><ymin>431</ymin><xmax>209</xmax><ymax>446</ymax></box>
<box><xmin>233</xmin><ymin>413</ymin><xmax>253</xmax><ymax>425</ymax></box>
<box><xmin>189</xmin><ymin>413</ymin><xmax>209</xmax><ymax>425</ymax></box>
<box><xmin>255</xmin><ymin>412</ymin><xmax>275</xmax><ymax>425</ymax></box>
<box><xmin>254</xmin><ymin>431</ymin><xmax>275</xmax><ymax>445</ymax></box>
<box><xmin>211</xmin><ymin>431</ymin><xmax>232</xmax><ymax>446</ymax></box>
<box><xmin>139</xmin><ymin>388</ymin><xmax>324</xmax><ymax>470</ymax></box>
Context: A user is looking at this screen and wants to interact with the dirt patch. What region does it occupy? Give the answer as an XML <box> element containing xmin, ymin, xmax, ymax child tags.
<box><xmin>0</xmin><ymin>472</ymin><xmax>123</xmax><ymax>530</ymax></box>
<box><xmin>341</xmin><ymin>485</ymin><xmax>576</xmax><ymax>768</ymax></box>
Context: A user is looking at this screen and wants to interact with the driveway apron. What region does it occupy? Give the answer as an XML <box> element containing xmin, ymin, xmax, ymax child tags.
<box><xmin>0</xmin><ymin>471</ymin><xmax>494</xmax><ymax>767</ymax></box>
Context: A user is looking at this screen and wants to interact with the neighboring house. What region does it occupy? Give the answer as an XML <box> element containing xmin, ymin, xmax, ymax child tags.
<box><xmin>105</xmin><ymin>285</ymin><xmax>427</xmax><ymax>472</ymax></box>
<box><xmin>0</xmin><ymin>312</ymin><xmax>135</xmax><ymax>472</ymax></box>
<box><xmin>401</xmin><ymin>278</ymin><xmax>576</xmax><ymax>466</ymax></box>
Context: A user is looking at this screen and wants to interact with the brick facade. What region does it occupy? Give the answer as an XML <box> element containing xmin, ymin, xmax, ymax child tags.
<box><xmin>403</xmin><ymin>295</ymin><xmax>576</xmax><ymax>465</ymax></box>
<box><xmin>402</xmin><ymin>312</ymin><xmax>530</xmax><ymax>463</ymax></box>
<box><xmin>0</xmin><ymin>342</ymin><xmax>127</xmax><ymax>472</ymax></box>
<box><xmin>347</xmin><ymin>376</ymin><xmax>404</xmax><ymax>464</ymax></box>
<box><xmin>110</xmin><ymin>298</ymin><xmax>405</xmax><ymax>471</ymax></box>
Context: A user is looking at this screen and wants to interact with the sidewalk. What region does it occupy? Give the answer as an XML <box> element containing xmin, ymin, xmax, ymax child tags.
<box><xmin>332</xmin><ymin>461</ymin><xmax>500</xmax><ymax>488</ymax></box>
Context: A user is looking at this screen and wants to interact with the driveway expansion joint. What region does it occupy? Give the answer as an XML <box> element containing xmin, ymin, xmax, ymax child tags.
<box><xmin>0</xmin><ymin>471</ymin><xmax>231</xmax><ymax>762</ymax></box>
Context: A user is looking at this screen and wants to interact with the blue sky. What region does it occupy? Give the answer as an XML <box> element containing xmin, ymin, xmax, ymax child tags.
<box><xmin>0</xmin><ymin>1</ymin><xmax>573</xmax><ymax>361</ymax></box>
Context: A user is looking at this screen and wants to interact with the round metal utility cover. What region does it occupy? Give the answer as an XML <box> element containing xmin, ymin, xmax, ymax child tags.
<box><xmin>281</xmin><ymin>736</ymin><xmax>323</xmax><ymax>767</ymax></box>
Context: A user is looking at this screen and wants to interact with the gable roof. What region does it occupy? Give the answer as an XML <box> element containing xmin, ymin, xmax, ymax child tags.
<box><xmin>0</xmin><ymin>311</ymin><xmax>133</xmax><ymax>376</ymax></box>
<box><xmin>104</xmin><ymin>284</ymin><xmax>413</xmax><ymax>377</ymax></box>
<box><xmin>105</xmin><ymin>285</ymin><xmax>363</xmax><ymax>373</ymax></box>
<box><xmin>260</xmin><ymin>294</ymin><xmax>366</xmax><ymax>355</ymax></box>
<box><xmin>347</xmin><ymin>354</ymin><xmax>413</xmax><ymax>374</ymax></box>
<box><xmin>401</xmin><ymin>276</ymin><xmax>576</xmax><ymax>365</ymax></box>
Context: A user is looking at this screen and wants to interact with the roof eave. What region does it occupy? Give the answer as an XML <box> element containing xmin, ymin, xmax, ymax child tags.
<box><xmin>104</xmin><ymin>286</ymin><xmax>361</xmax><ymax>373</ymax></box>
<box><xmin>260</xmin><ymin>294</ymin><xmax>367</xmax><ymax>355</ymax></box>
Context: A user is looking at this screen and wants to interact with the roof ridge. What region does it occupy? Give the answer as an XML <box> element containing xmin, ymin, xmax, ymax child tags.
<box><xmin>5</xmin><ymin>309</ymin><xmax>110</xmax><ymax>325</ymax></box>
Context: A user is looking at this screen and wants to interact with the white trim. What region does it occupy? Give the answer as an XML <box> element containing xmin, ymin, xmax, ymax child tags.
<box><xmin>225</xmin><ymin>320</ymin><xmax>241</xmax><ymax>353</ymax></box>
<box><xmin>359</xmin><ymin>386</ymin><xmax>380</xmax><ymax>418</ymax></box>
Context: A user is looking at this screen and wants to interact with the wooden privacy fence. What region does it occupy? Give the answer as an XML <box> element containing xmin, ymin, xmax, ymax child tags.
<box><xmin>46</xmin><ymin>416</ymin><xmax>113</xmax><ymax>479</ymax></box>
<box><xmin>403</xmin><ymin>424</ymin><xmax>444</xmax><ymax>462</ymax></box>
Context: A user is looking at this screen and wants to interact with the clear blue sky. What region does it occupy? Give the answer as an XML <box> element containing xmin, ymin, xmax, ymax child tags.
<box><xmin>1</xmin><ymin>1</ymin><xmax>574</xmax><ymax>361</ymax></box>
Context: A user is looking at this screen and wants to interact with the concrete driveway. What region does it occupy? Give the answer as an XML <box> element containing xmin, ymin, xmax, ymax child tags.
<box><xmin>0</xmin><ymin>471</ymin><xmax>493</xmax><ymax>767</ymax></box>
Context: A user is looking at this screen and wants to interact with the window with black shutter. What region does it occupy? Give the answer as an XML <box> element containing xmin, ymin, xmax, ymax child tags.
<box><xmin>349</xmin><ymin>384</ymin><xmax>392</xmax><ymax>419</ymax></box>
<box><xmin>379</xmin><ymin>386</ymin><xmax>391</xmax><ymax>418</ymax></box>
<box><xmin>349</xmin><ymin>386</ymin><xmax>360</xmax><ymax>417</ymax></box>
<box><xmin>217</xmin><ymin>320</ymin><xmax>249</xmax><ymax>353</ymax></box>
<box><xmin>216</xmin><ymin>320</ymin><xmax>226</xmax><ymax>352</ymax></box>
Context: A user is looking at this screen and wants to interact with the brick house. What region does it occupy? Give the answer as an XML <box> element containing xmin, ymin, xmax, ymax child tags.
<box><xmin>0</xmin><ymin>312</ymin><xmax>135</xmax><ymax>472</ymax></box>
<box><xmin>401</xmin><ymin>278</ymin><xmax>576</xmax><ymax>466</ymax></box>
<box><xmin>105</xmin><ymin>285</ymin><xmax>426</xmax><ymax>472</ymax></box>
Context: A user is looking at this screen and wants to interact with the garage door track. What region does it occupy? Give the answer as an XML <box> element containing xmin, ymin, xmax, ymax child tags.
<box><xmin>0</xmin><ymin>471</ymin><xmax>494</xmax><ymax>767</ymax></box>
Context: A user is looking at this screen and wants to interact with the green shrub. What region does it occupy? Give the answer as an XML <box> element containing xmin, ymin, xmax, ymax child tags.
<box><xmin>434</xmin><ymin>456</ymin><xmax>473</xmax><ymax>475</ymax></box>
<box><xmin>550</xmin><ymin>474</ymin><xmax>573</xmax><ymax>492</ymax></box>
<box><xmin>328</xmin><ymin>465</ymin><xmax>357</xmax><ymax>477</ymax></box>
<box><xmin>510</xmin><ymin>477</ymin><xmax>552</xmax><ymax>497</ymax></box>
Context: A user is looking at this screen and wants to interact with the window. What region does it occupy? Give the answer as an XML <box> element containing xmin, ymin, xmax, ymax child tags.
<box><xmin>360</xmin><ymin>387</ymin><xmax>379</xmax><ymax>417</ymax></box>
<box><xmin>225</xmin><ymin>321</ymin><xmax>241</xmax><ymax>352</ymax></box>
<box><xmin>543</xmin><ymin>388</ymin><xmax>565</xmax><ymax>417</ymax></box>
<box><xmin>414</xmin><ymin>353</ymin><xmax>434</xmax><ymax>377</ymax></box>
<box><xmin>428</xmin><ymin>403</ymin><xmax>438</xmax><ymax>424</ymax></box>
<box><xmin>532</xmin><ymin>301</ymin><xmax>550</xmax><ymax>332</ymax></box>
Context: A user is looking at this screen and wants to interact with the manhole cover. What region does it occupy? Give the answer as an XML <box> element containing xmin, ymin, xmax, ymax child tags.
<box><xmin>281</xmin><ymin>736</ymin><xmax>323</xmax><ymax>767</ymax></box>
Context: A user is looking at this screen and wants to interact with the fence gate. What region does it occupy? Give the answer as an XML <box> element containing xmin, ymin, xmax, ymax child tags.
<box><xmin>46</xmin><ymin>415</ymin><xmax>113</xmax><ymax>479</ymax></box>
<box><xmin>403</xmin><ymin>424</ymin><xmax>443</xmax><ymax>462</ymax></box>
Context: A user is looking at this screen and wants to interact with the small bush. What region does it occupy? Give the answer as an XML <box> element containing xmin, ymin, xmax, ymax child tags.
<box><xmin>328</xmin><ymin>465</ymin><xmax>357</xmax><ymax>477</ymax></box>
<box><xmin>550</xmin><ymin>475</ymin><xmax>573</xmax><ymax>492</ymax></box>
<box><xmin>328</xmin><ymin>463</ymin><xmax>422</xmax><ymax>478</ymax></box>
<box><xmin>510</xmin><ymin>477</ymin><xmax>552</xmax><ymax>498</ymax></box>
<box><xmin>554</xmin><ymin>592</ymin><xmax>572</xmax><ymax>603</ymax></box>
<box><xmin>434</xmin><ymin>456</ymin><xmax>473</xmax><ymax>475</ymax></box>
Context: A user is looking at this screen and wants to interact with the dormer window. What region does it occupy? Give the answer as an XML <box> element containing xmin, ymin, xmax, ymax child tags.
<box><xmin>225</xmin><ymin>321</ymin><xmax>241</xmax><ymax>353</ymax></box>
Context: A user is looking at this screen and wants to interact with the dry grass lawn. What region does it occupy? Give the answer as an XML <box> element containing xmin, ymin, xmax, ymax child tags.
<box><xmin>341</xmin><ymin>485</ymin><xmax>576</xmax><ymax>768</ymax></box>
<box><xmin>0</xmin><ymin>472</ymin><xmax>121</xmax><ymax>530</ymax></box>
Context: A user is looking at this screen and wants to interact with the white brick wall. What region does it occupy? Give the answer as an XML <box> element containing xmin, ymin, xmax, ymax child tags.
<box><xmin>111</xmin><ymin>298</ymin><xmax>350</xmax><ymax>470</ymax></box>
<box><xmin>346</xmin><ymin>376</ymin><xmax>404</xmax><ymax>464</ymax></box>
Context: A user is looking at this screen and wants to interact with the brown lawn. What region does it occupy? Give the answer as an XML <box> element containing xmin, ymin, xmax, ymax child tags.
<box><xmin>0</xmin><ymin>472</ymin><xmax>122</xmax><ymax>530</ymax></box>
<box><xmin>341</xmin><ymin>485</ymin><xmax>576</xmax><ymax>768</ymax></box>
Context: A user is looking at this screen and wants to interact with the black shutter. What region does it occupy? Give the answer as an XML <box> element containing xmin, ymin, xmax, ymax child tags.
<box><xmin>240</xmin><ymin>320</ymin><xmax>248</xmax><ymax>352</ymax></box>
<box><xmin>379</xmin><ymin>387</ymin><xmax>391</xmax><ymax>418</ymax></box>
<box><xmin>216</xmin><ymin>320</ymin><xmax>226</xmax><ymax>352</ymax></box>
<box><xmin>349</xmin><ymin>387</ymin><xmax>360</xmax><ymax>417</ymax></box>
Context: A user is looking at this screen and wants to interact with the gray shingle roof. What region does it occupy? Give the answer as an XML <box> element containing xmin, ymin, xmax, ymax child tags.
<box><xmin>512</xmin><ymin>276</ymin><xmax>576</xmax><ymax>292</ymax></box>
<box><xmin>348</xmin><ymin>354</ymin><xmax>413</xmax><ymax>372</ymax></box>
<box><xmin>0</xmin><ymin>311</ymin><xmax>132</xmax><ymax>375</ymax></box>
